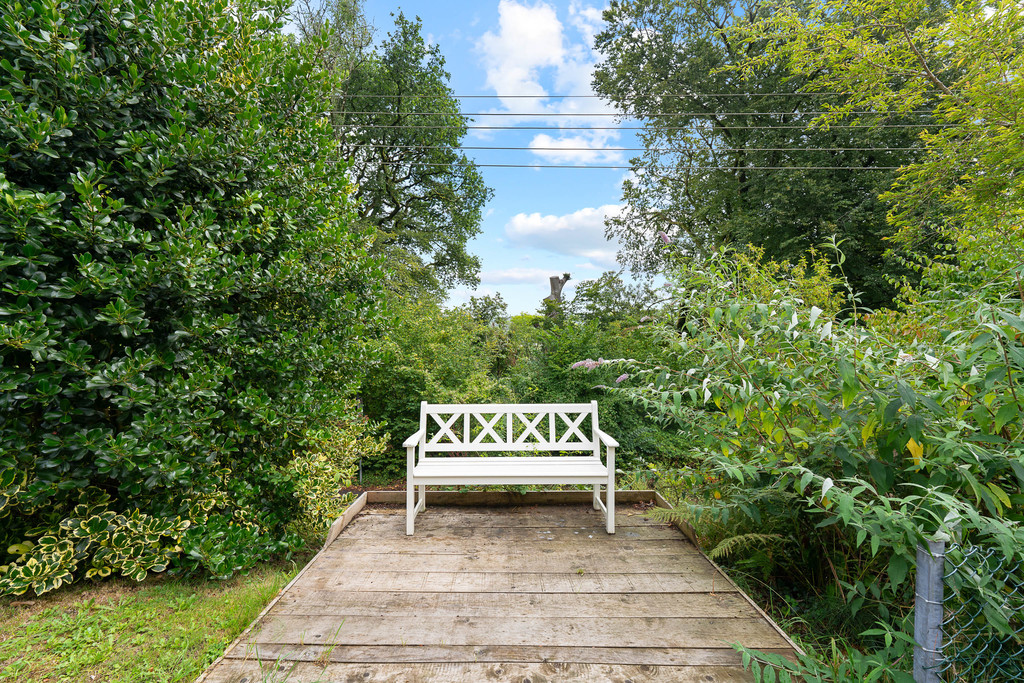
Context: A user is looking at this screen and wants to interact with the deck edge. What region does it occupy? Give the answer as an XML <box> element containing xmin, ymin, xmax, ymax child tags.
<box><xmin>653</xmin><ymin>491</ymin><xmax>806</xmax><ymax>658</ymax></box>
<box><xmin>193</xmin><ymin>491</ymin><xmax>369</xmax><ymax>683</ymax></box>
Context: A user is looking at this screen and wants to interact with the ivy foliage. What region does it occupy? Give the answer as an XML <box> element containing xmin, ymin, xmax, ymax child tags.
<box><xmin>0</xmin><ymin>0</ymin><xmax>385</xmax><ymax>595</ymax></box>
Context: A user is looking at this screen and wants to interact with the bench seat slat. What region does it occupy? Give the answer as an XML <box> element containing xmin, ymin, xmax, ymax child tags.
<box><xmin>413</xmin><ymin>458</ymin><xmax>608</xmax><ymax>485</ymax></box>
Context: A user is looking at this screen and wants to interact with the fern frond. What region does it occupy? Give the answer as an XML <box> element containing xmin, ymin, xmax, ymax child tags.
<box><xmin>709</xmin><ymin>533</ymin><xmax>784</xmax><ymax>561</ymax></box>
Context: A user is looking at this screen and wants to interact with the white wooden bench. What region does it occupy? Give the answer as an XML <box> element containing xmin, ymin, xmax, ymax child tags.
<box><xmin>403</xmin><ymin>401</ymin><xmax>618</xmax><ymax>535</ymax></box>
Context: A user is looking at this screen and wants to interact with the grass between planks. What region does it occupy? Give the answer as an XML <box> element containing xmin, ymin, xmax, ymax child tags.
<box><xmin>0</xmin><ymin>560</ymin><xmax>306</xmax><ymax>682</ymax></box>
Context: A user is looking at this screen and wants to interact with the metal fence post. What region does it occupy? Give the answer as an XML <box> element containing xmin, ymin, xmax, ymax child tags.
<box><xmin>915</xmin><ymin>539</ymin><xmax>946</xmax><ymax>683</ymax></box>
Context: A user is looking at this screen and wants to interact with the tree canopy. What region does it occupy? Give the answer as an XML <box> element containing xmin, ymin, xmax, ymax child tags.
<box><xmin>327</xmin><ymin>11</ymin><xmax>492</xmax><ymax>294</ymax></box>
<box><xmin>592</xmin><ymin>0</ymin><xmax>936</xmax><ymax>309</ymax></box>
<box><xmin>736</xmin><ymin>0</ymin><xmax>1024</xmax><ymax>285</ymax></box>
<box><xmin>596</xmin><ymin>1</ymin><xmax>1024</xmax><ymax>676</ymax></box>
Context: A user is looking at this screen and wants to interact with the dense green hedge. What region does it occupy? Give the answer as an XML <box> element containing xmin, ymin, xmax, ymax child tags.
<box><xmin>0</xmin><ymin>0</ymin><xmax>384</xmax><ymax>594</ymax></box>
<box><xmin>360</xmin><ymin>293</ymin><xmax>686</xmax><ymax>476</ymax></box>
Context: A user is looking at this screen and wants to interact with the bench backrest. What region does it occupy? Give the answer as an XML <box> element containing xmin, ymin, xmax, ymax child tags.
<box><xmin>418</xmin><ymin>401</ymin><xmax>600</xmax><ymax>456</ymax></box>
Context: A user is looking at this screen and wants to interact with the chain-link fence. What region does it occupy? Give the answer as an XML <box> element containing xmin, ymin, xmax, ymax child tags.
<box><xmin>935</xmin><ymin>542</ymin><xmax>1024</xmax><ymax>681</ymax></box>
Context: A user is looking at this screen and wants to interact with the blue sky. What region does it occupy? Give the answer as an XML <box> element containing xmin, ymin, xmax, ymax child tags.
<box><xmin>353</xmin><ymin>0</ymin><xmax>642</xmax><ymax>314</ymax></box>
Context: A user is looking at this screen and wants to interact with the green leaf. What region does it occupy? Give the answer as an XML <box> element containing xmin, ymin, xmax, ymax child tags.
<box><xmin>896</xmin><ymin>381</ymin><xmax>917</xmax><ymax>409</ymax></box>
<box><xmin>887</xmin><ymin>554</ymin><xmax>908</xmax><ymax>588</ymax></box>
<box><xmin>994</xmin><ymin>403</ymin><xmax>1018</xmax><ymax>432</ymax></box>
<box><xmin>837</xmin><ymin>359</ymin><xmax>857</xmax><ymax>387</ymax></box>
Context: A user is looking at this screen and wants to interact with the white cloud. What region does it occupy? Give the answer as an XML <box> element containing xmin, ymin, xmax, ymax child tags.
<box><xmin>477</xmin><ymin>0</ymin><xmax>566</xmax><ymax>100</ymax></box>
<box><xmin>529</xmin><ymin>132</ymin><xmax>624</xmax><ymax>164</ymax></box>
<box><xmin>568</xmin><ymin>0</ymin><xmax>605</xmax><ymax>46</ymax></box>
<box><xmin>446</xmin><ymin>286</ymin><xmax>501</xmax><ymax>308</ymax></box>
<box><xmin>505</xmin><ymin>204</ymin><xmax>624</xmax><ymax>266</ymax></box>
<box><xmin>473</xmin><ymin>1</ymin><xmax>624</xmax><ymax>161</ymax></box>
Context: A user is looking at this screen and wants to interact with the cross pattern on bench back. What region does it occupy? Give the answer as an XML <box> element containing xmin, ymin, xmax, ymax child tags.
<box><xmin>423</xmin><ymin>403</ymin><xmax>596</xmax><ymax>453</ymax></box>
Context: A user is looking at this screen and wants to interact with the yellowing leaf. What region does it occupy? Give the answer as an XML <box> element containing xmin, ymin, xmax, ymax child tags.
<box><xmin>906</xmin><ymin>437</ymin><xmax>923</xmax><ymax>466</ymax></box>
<box><xmin>987</xmin><ymin>482</ymin><xmax>1011</xmax><ymax>510</ymax></box>
<box><xmin>861</xmin><ymin>419</ymin><xmax>876</xmax><ymax>446</ymax></box>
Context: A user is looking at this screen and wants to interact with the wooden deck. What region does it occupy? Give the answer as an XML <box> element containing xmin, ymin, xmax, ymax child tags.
<box><xmin>197</xmin><ymin>492</ymin><xmax>798</xmax><ymax>682</ymax></box>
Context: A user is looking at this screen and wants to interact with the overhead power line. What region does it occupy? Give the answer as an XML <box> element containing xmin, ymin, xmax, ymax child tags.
<box><xmin>335</xmin><ymin>123</ymin><xmax>951</xmax><ymax>131</ymax></box>
<box><xmin>331</xmin><ymin>161</ymin><xmax>903</xmax><ymax>170</ymax></box>
<box><xmin>331</xmin><ymin>110</ymin><xmax>932</xmax><ymax>117</ymax></box>
<box><xmin>333</xmin><ymin>92</ymin><xmax>858</xmax><ymax>98</ymax></box>
<box><xmin>471</xmin><ymin>164</ymin><xmax>901</xmax><ymax>170</ymax></box>
<box><xmin>349</xmin><ymin>144</ymin><xmax>921</xmax><ymax>152</ymax></box>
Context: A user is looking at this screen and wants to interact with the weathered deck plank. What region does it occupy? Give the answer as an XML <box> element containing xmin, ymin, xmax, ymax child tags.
<box><xmin>204</xmin><ymin>659</ymin><xmax>756</xmax><ymax>682</ymax></box>
<box><xmin>223</xmin><ymin>643</ymin><xmax>796</xmax><ymax>666</ymax></box>
<box><xmin>300</xmin><ymin>569</ymin><xmax>727</xmax><ymax>593</ymax></box>
<box><xmin>247</xmin><ymin>614</ymin><xmax>788</xmax><ymax>649</ymax></box>
<box><xmin>308</xmin><ymin>549</ymin><xmax>720</xmax><ymax>573</ymax></box>
<box><xmin>352</xmin><ymin>507</ymin><xmax>658</xmax><ymax>528</ymax></box>
<box><xmin>273</xmin><ymin>590</ymin><xmax>749</xmax><ymax>618</ymax></box>
<box><xmin>196</xmin><ymin>499</ymin><xmax>798</xmax><ymax>683</ymax></box>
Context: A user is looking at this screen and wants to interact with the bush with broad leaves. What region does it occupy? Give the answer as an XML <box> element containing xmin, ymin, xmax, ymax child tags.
<box><xmin>0</xmin><ymin>0</ymin><xmax>385</xmax><ymax>594</ymax></box>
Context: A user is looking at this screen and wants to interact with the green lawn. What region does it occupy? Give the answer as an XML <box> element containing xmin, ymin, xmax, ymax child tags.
<box><xmin>0</xmin><ymin>562</ymin><xmax>302</xmax><ymax>682</ymax></box>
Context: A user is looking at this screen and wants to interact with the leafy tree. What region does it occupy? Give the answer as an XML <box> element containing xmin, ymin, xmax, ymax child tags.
<box><xmin>293</xmin><ymin>0</ymin><xmax>375</xmax><ymax>76</ymax></box>
<box><xmin>592</xmin><ymin>0</ymin><xmax>934</xmax><ymax>308</ymax></box>
<box><xmin>329</xmin><ymin>11</ymin><xmax>493</xmax><ymax>294</ymax></box>
<box><xmin>0</xmin><ymin>0</ymin><xmax>384</xmax><ymax>594</ymax></box>
<box><xmin>596</xmin><ymin>2</ymin><xmax>1024</xmax><ymax>675</ymax></box>
<box><xmin>736</xmin><ymin>0</ymin><xmax>1024</xmax><ymax>289</ymax></box>
<box><xmin>565</xmin><ymin>271</ymin><xmax>661</xmax><ymax>325</ymax></box>
<box><xmin>463</xmin><ymin>293</ymin><xmax>510</xmax><ymax>328</ymax></box>
<box><xmin>360</xmin><ymin>296</ymin><xmax>515</xmax><ymax>475</ymax></box>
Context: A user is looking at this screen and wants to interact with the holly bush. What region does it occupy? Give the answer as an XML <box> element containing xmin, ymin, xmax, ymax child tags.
<box><xmin>0</xmin><ymin>0</ymin><xmax>385</xmax><ymax>594</ymax></box>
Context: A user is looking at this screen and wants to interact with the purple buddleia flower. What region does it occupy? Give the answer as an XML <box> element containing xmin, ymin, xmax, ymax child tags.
<box><xmin>615</xmin><ymin>373</ymin><xmax>629</xmax><ymax>383</ymax></box>
<box><xmin>657</xmin><ymin>231</ymin><xmax>670</xmax><ymax>244</ymax></box>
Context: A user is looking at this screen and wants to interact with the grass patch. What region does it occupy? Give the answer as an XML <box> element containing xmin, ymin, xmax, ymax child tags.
<box><xmin>0</xmin><ymin>561</ymin><xmax>304</xmax><ymax>682</ymax></box>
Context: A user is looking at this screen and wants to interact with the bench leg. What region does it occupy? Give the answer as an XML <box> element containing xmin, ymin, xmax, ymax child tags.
<box><xmin>419</xmin><ymin>485</ymin><xmax>426</xmax><ymax>513</ymax></box>
<box><xmin>593</xmin><ymin>485</ymin><xmax>601</xmax><ymax>510</ymax></box>
<box><xmin>407</xmin><ymin>483</ymin><xmax>416</xmax><ymax>535</ymax></box>
<box><xmin>606</xmin><ymin>485</ymin><xmax>615</xmax><ymax>534</ymax></box>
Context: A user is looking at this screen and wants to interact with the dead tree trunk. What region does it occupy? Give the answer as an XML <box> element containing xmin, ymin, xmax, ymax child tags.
<box><xmin>543</xmin><ymin>273</ymin><xmax>571</xmax><ymax>317</ymax></box>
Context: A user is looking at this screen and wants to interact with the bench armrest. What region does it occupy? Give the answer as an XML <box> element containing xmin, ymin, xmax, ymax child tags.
<box><xmin>595</xmin><ymin>429</ymin><xmax>619</xmax><ymax>449</ymax></box>
<box><xmin>403</xmin><ymin>429</ymin><xmax>425</xmax><ymax>449</ymax></box>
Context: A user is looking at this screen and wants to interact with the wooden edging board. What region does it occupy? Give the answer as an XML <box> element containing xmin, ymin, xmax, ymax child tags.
<box><xmin>194</xmin><ymin>487</ymin><xmax>802</xmax><ymax>682</ymax></box>
<box><xmin>192</xmin><ymin>492</ymin><xmax>370</xmax><ymax>683</ymax></box>
<box><xmin>650</xmin><ymin>491</ymin><xmax>806</xmax><ymax>657</ymax></box>
<box><xmin>364</xmin><ymin>488</ymin><xmax>660</xmax><ymax>507</ymax></box>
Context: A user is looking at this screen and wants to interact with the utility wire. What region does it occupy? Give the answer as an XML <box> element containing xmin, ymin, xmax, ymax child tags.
<box><xmin>334</xmin><ymin>123</ymin><xmax>951</xmax><ymax>130</ymax></box>
<box><xmin>334</xmin><ymin>161</ymin><xmax>903</xmax><ymax>170</ymax></box>
<box><xmin>349</xmin><ymin>144</ymin><xmax>921</xmax><ymax>152</ymax></box>
<box><xmin>331</xmin><ymin>110</ymin><xmax>932</xmax><ymax>117</ymax></box>
<box><xmin>333</xmin><ymin>93</ymin><xmax>859</xmax><ymax>98</ymax></box>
